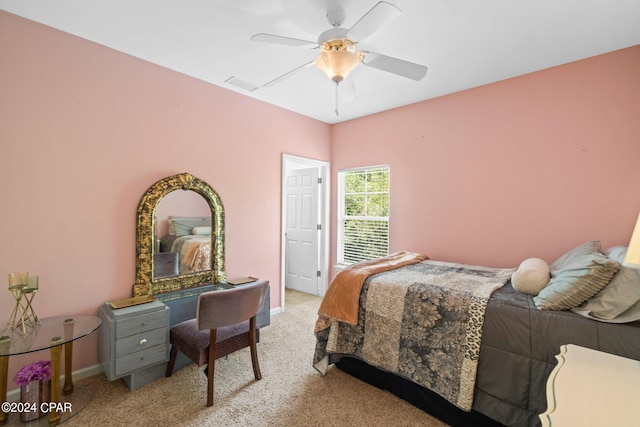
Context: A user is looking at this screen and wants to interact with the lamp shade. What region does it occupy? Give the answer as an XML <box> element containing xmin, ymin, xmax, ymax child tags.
<box><xmin>315</xmin><ymin>42</ymin><xmax>361</xmax><ymax>83</ymax></box>
<box><xmin>624</xmin><ymin>213</ymin><xmax>640</xmax><ymax>268</ymax></box>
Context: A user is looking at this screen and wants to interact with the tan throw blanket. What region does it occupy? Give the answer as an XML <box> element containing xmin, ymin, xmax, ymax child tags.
<box><xmin>173</xmin><ymin>235</ymin><xmax>211</xmax><ymax>274</ymax></box>
<box><xmin>316</xmin><ymin>252</ymin><xmax>428</xmax><ymax>329</ymax></box>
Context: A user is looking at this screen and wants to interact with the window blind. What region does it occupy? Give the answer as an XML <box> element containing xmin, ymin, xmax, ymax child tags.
<box><xmin>338</xmin><ymin>167</ymin><xmax>389</xmax><ymax>265</ymax></box>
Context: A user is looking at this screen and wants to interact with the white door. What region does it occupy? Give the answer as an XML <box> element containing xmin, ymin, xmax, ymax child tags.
<box><xmin>285</xmin><ymin>167</ymin><xmax>319</xmax><ymax>294</ymax></box>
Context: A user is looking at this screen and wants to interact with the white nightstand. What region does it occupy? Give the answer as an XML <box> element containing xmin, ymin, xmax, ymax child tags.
<box><xmin>540</xmin><ymin>344</ymin><xmax>640</xmax><ymax>427</ymax></box>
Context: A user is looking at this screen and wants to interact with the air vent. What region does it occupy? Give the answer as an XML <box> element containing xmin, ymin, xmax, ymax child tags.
<box><xmin>224</xmin><ymin>76</ymin><xmax>259</xmax><ymax>92</ymax></box>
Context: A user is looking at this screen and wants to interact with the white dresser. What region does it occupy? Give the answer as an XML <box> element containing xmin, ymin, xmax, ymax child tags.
<box><xmin>98</xmin><ymin>300</ymin><xmax>170</xmax><ymax>391</ymax></box>
<box><xmin>540</xmin><ymin>344</ymin><xmax>640</xmax><ymax>427</ymax></box>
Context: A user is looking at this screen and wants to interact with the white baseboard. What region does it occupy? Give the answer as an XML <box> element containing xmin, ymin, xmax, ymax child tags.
<box><xmin>6</xmin><ymin>364</ymin><xmax>104</xmax><ymax>402</ymax></box>
<box><xmin>270</xmin><ymin>307</ymin><xmax>282</xmax><ymax>316</ymax></box>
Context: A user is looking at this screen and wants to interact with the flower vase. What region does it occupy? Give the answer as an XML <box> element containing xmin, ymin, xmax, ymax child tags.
<box><xmin>19</xmin><ymin>379</ymin><xmax>51</xmax><ymax>422</ymax></box>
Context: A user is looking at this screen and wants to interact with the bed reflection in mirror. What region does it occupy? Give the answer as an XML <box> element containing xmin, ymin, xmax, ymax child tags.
<box><xmin>132</xmin><ymin>172</ymin><xmax>225</xmax><ymax>297</ymax></box>
<box><xmin>154</xmin><ymin>190</ymin><xmax>212</xmax><ymax>278</ymax></box>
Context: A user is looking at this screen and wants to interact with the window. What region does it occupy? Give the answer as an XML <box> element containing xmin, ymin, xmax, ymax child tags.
<box><xmin>337</xmin><ymin>166</ymin><xmax>390</xmax><ymax>265</ymax></box>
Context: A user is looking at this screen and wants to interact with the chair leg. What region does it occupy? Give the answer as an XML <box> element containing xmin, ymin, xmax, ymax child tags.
<box><xmin>249</xmin><ymin>317</ymin><xmax>262</xmax><ymax>380</ymax></box>
<box><xmin>165</xmin><ymin>345</ymin><xmax>177</xmax><ymax>377</ymax></box>
<box><xmin>207</xmin><ymin>329</ymin><xmax>217</xmax><ymax>407</ymax></box>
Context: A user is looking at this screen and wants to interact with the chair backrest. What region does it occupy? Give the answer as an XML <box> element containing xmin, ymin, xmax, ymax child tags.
<box><xmin>196</xmin><ymin>281</ymin><xmax>269</xmax><ymax>330</ymax></box>
<box><xmin>154</xmin><ymin>252</ymin><xmax>179</xmax><ymax>278</ymax></box>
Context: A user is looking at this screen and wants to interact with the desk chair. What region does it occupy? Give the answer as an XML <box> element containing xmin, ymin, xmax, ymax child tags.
<box><xmin>165</xmin><ymin>280</ymin><xmax>269</xmax><ymax>406</ymax></box>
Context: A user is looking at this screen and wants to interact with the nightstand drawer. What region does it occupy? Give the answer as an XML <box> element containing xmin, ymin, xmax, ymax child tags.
<box><xmin>115</xmin><ymin>328</ymin><xmax>166</xmax><ymax>358</ymax></box>
<box><xmin>115</xmin><ymin>345</ymin><xmax>167</xmax><ymax>376</ymax></box>
<box><xmin>116</xmin><ymin>310</ymin><xmax>167</xmax><ymax>339</ymax></box>
<box><xmin>99</xmin><ymin>300</ymin><xmax>170</xmax><ymax>385</ymax></box>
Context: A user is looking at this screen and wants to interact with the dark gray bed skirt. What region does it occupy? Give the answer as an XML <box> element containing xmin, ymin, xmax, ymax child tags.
<box><xmin>336</xmin><ymin>357</ymin><xmax>505</xmax><ymax>427</ymax></box>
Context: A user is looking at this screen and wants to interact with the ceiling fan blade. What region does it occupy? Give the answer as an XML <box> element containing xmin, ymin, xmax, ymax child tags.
<box><xmin>250</xmin><ymin>33</ymin><xmax>318</xmax><ymax>48</ymax></box>
<box><xmin>361</xmin><ymin>51</ymin><xmax>427</xmax><ymax>81</ymax></box>
<box><xmin>263</xmin><ymin>60</ymin><xmax>316</xmax><ymax>87</ymax></box>
<box><xmin>345</xmin><ymin>1</ymin><xmax>401</xmax><ymax>42</ymax></box>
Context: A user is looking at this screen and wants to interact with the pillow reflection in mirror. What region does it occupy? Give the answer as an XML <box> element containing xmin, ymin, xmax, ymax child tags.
<box><xmin>168</xmin><ymin>216</ymin><xmax>211</xmax><ymax>236</ymax></box>
<box><xmin>192</xmin><ymin>226</ymin><xmax>212</xmax><ymax>235</ymax></box>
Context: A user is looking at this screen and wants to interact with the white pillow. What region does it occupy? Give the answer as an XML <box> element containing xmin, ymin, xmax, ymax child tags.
<box><xmin>511</xmin><ymin>258</ymin><xmax>550</xmax><ymax>296</ymax></box>
<box><xmin>191</xmin><ymin>226</ymin><xmax>212</xmax><ymax>235</ymax></box>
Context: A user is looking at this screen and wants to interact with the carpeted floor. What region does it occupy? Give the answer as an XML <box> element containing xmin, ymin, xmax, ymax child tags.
<box><xmin>61</xmin><ymin>289</ymin><xmax>448</xmax><ymax>426</ymax></box>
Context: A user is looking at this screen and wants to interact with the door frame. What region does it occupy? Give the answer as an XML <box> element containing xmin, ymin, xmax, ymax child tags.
<box><xmin>281</xmin><ymin>154</ymin><xmax>330</xmax><ymax>312</ymax></box>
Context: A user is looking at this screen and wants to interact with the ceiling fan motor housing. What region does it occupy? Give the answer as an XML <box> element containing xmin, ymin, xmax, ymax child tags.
<box><xmin>317</xmin><ymin>27</ymin><xmax>349</xmax><ymax>45</ymax></box>
<box><xmin>326</xmin><ymin>6</ymin><xmax>346</xmax><ymax>28</ymax></box>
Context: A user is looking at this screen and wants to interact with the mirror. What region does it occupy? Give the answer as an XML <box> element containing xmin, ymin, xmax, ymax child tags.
<box><xmin>132</xmin><ymin>173</ymin><xmax>226</xmax><ymax>296</ymax></box>
<box><xmin>154</xmin><ymin>191</ymin><xmax>211</xmax><ymax>277</ymax></box>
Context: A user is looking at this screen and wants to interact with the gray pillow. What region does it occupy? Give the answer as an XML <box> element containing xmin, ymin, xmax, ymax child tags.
<box><xmin>549</xmin><ymin>240</ymin><xmax>601</xmax><ymax>271</ymax></box>
<box><xmin>534</xmin><ymin>241</ymin><xmax>620</xmax><ymax>311</ymax></box>
<box><xmin>572</xmin><ymin>298</ymin><xmax>640</xmax><ymax>323</ymax></box>
<box><xmin>572</xmin><ymin>246</ymin><xmax>640</xmax><ymax>320</ymax></box>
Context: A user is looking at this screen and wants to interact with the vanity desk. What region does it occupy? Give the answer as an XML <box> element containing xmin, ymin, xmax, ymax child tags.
<box><xmin>99</xmin><ymin>282</ymin><xmax>270</xmax><ymax>391</ymax></box>
<box><xmin>109</xmin><ymin>172</ymin><xmax>271</xmax><ymax>391</ymax></box>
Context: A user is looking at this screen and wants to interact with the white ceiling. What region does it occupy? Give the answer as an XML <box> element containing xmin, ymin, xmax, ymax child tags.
<box><xmin>2</xmin><ymin>0</ymin><xmax>640</xmax><ymax>124</ymax></box>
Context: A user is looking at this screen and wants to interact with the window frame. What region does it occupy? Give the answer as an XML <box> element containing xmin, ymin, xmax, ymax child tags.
<box><xmin>337</xmin><ymin>165</ymin><xmax>390</xmax><ymax>267</ymax></box>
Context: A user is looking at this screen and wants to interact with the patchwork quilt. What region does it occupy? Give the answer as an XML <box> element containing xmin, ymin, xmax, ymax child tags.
<box><xmin>314</xmin><ymin>260</ymin><xmax>514</xmax><ymax>410</ymax></box>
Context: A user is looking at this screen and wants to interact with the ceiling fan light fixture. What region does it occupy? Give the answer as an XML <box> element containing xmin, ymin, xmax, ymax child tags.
<box><xmin>249</xmin><ymin>1</ymin><xmax>427</xmax><ymax>116</ymax></box>
<box><xmin>315</xmin><ymin>39</ymin><xmax>362</xmax><ymax>83</ymax></box>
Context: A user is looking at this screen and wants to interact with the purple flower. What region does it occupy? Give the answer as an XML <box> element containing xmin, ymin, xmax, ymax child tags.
<box><xmin>14</xmin><ymin>360</ymin><xmax>52</xmax><ymax>386</ymax></box>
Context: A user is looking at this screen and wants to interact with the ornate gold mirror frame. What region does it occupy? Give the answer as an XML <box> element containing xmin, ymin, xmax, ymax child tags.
<box><xmin>132</xmin><ymin>172</ymin><xmax>226</xmax><ymax>296</ymax></box>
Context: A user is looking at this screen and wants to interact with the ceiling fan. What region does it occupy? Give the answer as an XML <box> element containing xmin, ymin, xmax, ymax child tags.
<box><xmin>249</xmin><ymin>1</ymin><xmax>428</xmax><ymax>114</ymax></box>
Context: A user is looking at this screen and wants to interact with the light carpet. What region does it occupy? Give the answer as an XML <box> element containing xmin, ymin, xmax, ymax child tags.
<box><xmin>64</xmin><ymin>290</ymin><xmax>448</xmax><ymax>426</ymax></box>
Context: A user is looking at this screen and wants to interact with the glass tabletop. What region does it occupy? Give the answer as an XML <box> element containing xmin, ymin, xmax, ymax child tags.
<box><xmin>0</xmin><ymin>315</ymin><xmax>102</xmax><ymax>357</ymax></box>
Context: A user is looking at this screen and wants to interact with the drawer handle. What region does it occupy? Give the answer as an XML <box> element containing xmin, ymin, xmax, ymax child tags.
<box><xmin>139</xmin><ymin>338</ymin><xmax>148</xmax><ymax>346</ymax></box>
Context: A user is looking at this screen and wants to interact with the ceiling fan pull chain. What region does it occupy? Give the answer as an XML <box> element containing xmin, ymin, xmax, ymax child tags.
<box><xmin>335</xmin><ymin>81</ymin><xmax>340</xmax><ymax>116</ymax></box>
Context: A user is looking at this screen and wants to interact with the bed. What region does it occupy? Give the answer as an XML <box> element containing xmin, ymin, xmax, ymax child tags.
<box><xmin>313</xmin><ymin>243</ymin><xmax>640</xmax><ymax>427</ymax></box>
<box><xmin>158</xmin><ymin>216</ymin><xmax>212</xmax><ymax>275</ymax></box>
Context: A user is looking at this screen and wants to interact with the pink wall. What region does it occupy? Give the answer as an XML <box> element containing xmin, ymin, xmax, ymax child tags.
<box><xmin>331</xmin><ymin>45</ymin><xmax>640</xmax><ymax>269</ymax></box>
<box><xmin>0</xmin><ymin>12</ymin><xmax>330</xmax><ymax>390</ymax></box>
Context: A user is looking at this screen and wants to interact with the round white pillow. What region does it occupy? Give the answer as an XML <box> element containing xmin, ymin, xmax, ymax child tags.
<box><xmin>511</xmin><ymin>258</ymin><xmax>550</xmax><ymax>296</ymax></box>
<box><xmin>191</xmin><ymin>226</ymin><xmax>212</xmax><ymax>235</ymax></box>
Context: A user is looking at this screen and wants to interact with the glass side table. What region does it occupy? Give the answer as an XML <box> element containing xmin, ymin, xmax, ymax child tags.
<box><xmin>0</xmin><ymin>315</ymin><xmax>101</xmax><ymax>425</ymax></box>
